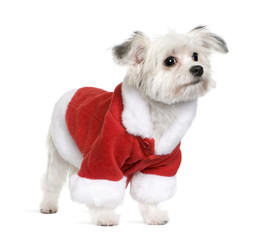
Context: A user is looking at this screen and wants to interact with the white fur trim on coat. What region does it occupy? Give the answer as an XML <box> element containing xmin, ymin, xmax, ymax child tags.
<box><xmin>121</xmin><ymin>82</ymin><xmax>153</xmax><ymax>138</ymax></box>
<box><xmin>130</xmin><ymin>172</ymin><xmax>177</xmax><ymax>204</ymax></box>
<box><xmin>155</xmin><ymin>99</ymin><xmax>197</xmax><ymax>155</ymax></box>
<box><xmin>69</xmin><ymin>174</ymin><xmax>127</xmax><ymax>208</ymax></box>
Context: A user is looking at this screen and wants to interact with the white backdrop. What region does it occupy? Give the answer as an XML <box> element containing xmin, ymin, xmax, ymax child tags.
<box><xmin>0</xmin><ymin>0</ymin><xmax>269</xmax><ymax>239</ymax></box>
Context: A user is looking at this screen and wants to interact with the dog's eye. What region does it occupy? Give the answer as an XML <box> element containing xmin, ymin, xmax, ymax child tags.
<box><xmin>192</xmin><ymin>52</ymin><xmax>198</xmax><ymax>61</ymax></box>
<box><xmin>164</xmin><ymin>56</ymin><xmax>177</xmax><ymax>67</ymax></box>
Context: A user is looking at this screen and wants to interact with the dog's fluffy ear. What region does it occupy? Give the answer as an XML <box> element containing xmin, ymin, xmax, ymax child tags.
<box><xmin>189</xmin><ymin>26</ymin><xmax>229</xmax><ymax>54</ymax></box>
<box><xmin>112</xmin><ymin>31</ymin><xmax>150</xmax><ymax>65</ymax></box>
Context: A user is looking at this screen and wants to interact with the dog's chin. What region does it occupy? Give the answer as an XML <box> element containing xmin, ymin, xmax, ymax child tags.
<box><xmin>143</xmin><ymin>78</ymin><xmax>212</xmax><ymax>105</ymax></box>
<box><xmin>171</xmin><ymin>78</ymin><xmax>211</xmax><ymax>103</ymax></box>
<box><xmin>184</xmin><ymin>78</ymin><xmax>202</xmax><ymax>87</ymax></box>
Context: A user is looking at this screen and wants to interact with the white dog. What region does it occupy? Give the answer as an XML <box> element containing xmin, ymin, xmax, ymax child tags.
<box><xmin>40</xmin><ymin>26</ymin><xmax>228</xmax><ymax>226</ymax></box>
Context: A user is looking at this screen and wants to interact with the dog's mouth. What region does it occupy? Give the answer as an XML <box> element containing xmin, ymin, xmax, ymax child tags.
<box><xmin>182</xmin><ymin>78</ymin><xmax>202</xmax><ymax>87</ymax></box>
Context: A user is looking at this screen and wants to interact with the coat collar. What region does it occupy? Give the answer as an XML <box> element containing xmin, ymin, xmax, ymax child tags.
<box><xmin>121</xmin><ymin>82</ymin><xmax>153</xmax><ymax>139</ymax></box>
<box><xmin>121</xmin><ymin>81</ymin><xmax>197</xmax><ymax>155</ymax></box>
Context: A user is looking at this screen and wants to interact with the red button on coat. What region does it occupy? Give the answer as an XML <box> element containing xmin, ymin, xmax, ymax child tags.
<box><xmin>142</xmin><ymin>140</ymin><xmax>150</xmax><ymax>150</ymax></box>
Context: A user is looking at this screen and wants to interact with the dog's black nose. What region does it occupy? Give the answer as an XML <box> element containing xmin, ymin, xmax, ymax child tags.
<box><xmin>190</xmin><ymin>65</ymin><xmax>204</xmax><ymax>77</ymax></box>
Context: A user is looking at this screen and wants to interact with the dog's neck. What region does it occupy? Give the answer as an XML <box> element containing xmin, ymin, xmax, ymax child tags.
<box><xmin>121</xmin><ymin>81</ymin><xmax>197</xmax><ymax>155</ymax></box>
<box><xmin>147</xmin><ymin>99</ymin><xmax>181</xmax><ymax>142</ymax></box>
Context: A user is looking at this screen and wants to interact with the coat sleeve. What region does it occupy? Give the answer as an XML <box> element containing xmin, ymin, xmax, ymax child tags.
<box><xmin>78</xmin><ymin>113</ymin><xmax>133</xmax><ymax>181</ymax></box>
<box><xmin>69</xmin><ymin>112</ymin><xmax>133</xmax><ymax>208</ymax></box>
<box><xmin>130</xmin><ymin>146</ymin><xmax>181</xmax><ymax>204</ymax></box>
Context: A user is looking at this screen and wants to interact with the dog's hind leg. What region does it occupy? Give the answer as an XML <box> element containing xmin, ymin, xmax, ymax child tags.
<box><xmin>40</xmin><ymin>133</ymin><xmax>72</xmax><ymax>214</ymax></box>
<box><xmin>140</xmin><ymin>203</ymin><xmax>169</xmax><ymax>225</ymax></box>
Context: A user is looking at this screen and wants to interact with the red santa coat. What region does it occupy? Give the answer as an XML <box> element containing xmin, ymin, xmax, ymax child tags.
<box><xmin>66</xmin><ymin>83</ymin><xmax>182</xmax><ymax>185</ymax></box>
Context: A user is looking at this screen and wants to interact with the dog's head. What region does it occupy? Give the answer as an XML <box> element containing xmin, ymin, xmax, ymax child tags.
<box><xmin>113</xmin><ymin>26</ymin><xmax>228</xmax><ymax>104</ymax></box>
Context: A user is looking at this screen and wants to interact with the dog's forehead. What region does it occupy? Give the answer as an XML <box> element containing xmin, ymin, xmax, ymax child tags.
<box><xmin>151</xmin><ymin>33</ymin><xmax>195</xmax><ymax>54</ymax></box>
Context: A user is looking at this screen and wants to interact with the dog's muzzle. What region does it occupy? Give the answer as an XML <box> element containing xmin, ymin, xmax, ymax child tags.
<box><xmin>190</xmin><ymin>65</ymin><xmax>204</xmax><ymax>77</ymax></box>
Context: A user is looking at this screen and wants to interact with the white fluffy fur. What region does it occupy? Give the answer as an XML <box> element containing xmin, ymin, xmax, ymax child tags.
<box><xmin>41</xmin><ymin>27</ymin><xmax>227</xmax><ymax>225</ymax></box>
<box><xmin>40</xmin><ymin>134</ymin><xmax>77</xmax><ymax>214</ymax></box>
<box><xmin>154</xmin><ymin>99</ymin><xmax>197</xmax><ymax>155</ymax></box>
<box><xmin>140</xmin><ymin>203</ymin><xmax>169</xmax><ymax>225</ymax></box>
<box><xmin>69</xmin><ymin>174</ymin><xmax>127</xmax><ymax>208</ymax></box>
<box><xmin>89</xmin><ymin>206</ymin><xmax>120</xmax><ymax>226</ymax></box>
<box><xmin>121</xmin><ymin>81</ymin><xmax>153</xmax><ymax>138</ymax></box>
<box><xmin>130</xmin><ymin>172</ymin><xmax>177</xmax><ymax>204</ymax></box>
<box><xmin>50</xmin><ymin>89</ymin><xmax>83</xmax><ymax>169</ymax></box>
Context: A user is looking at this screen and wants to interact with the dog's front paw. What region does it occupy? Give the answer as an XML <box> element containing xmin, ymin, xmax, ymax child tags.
<box><xmin>96</xmin><ymin>217</ymin><xmax>120</xmax><ymax>227</ymax></box>
<box><xmin>90</xmin><ymin>207</ymin><xmax>120</xmax><ymax>226</ymax></box>
<box><xmin>144</xmin><ymin>210</ymin><xmax>169</xmax><ymax>225</ymax></box>
<box><xmin>140</xmin><ymin>203</ymin><xmax>169</xmax><ymax>225</ymax></box>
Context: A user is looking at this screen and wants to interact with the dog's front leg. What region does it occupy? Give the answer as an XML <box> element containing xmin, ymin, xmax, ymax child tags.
<box><xmin>140</xmin><ymin>203</ymin><xmax>169</xmax><ymax>225</ymax></box>
<box><xmin>130</xmin><ymin>172</ymin><xmax>177</xmax><ymax>225</ymax></box>
<box><xmin>89</xmin><ymin>206</ymin><xmax>120</xmax><ymax>226</ymax></box>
